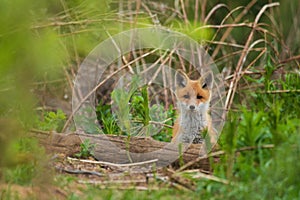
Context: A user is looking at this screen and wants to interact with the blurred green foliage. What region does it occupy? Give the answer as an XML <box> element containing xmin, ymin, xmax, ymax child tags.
<box><xmin>0</xmin><ymin>0</ymin><xmax>65</xmax><ymax>186</ymax></box>
<box><xmin>0</xmin><ymin>0</ymin><xmax>66</xmax><ymax>123</ymax></box>
<box><xmin>3</xmin><ymin>138</ymin><xmax>46</xmax><ymax>186</ymax></box>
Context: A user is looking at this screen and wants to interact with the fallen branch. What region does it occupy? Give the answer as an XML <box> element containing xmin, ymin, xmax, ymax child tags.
<box><xmin>31</xmin><ymin>130</ymin><xmax>211</xmax><ymax>171</ymax></box>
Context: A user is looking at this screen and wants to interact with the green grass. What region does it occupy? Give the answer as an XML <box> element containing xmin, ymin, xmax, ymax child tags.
<box><xmin>65</xmin><ymin>187</ymin><xmax>198</xmax><ymax>200</ymax></box>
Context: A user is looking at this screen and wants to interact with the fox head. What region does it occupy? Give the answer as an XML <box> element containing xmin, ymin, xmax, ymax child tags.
<box><xmin>175</xmin><ymin>70</ymin><xmax>213</xmax><ymax>113</ymax></box>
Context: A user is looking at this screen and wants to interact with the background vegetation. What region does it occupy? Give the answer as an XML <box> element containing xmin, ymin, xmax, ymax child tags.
<box><xmin>0</xmin><ymin>0</ymin><xmax>300</xmax><ymax>199</ymax></box>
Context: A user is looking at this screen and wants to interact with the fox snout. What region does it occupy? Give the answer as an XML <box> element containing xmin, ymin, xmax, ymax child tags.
<box><xmin>177</xmin><ymin>100</ymin><xmax>200</xmax><ymax>112</ymax></box>
<box><xmin>180</xmin><ymin>102</ymin><xmax>205</xmax><ymax>112</ymax></box>
<box><xmin>187</xmin><ymin>103</ymin><xmax>198</xmax><ymax>111</ymax></box>
<box><xmin>189</xmin><ymin>105</ymin><xmax>195</xmax><ymax>110</ymax></box>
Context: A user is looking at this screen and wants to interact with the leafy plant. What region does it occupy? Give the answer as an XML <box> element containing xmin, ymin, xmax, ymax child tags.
<box><xmin>35</xmin><ymin>109</ymin><xmax>66</xmax><ymax>132</ymax></box>
<box><xmin>96</xmin><ymin>102</ymin><xmax>120</xmax><ymax>135</ymax></box>
<box><xmin>98</xmin><ymin>77</ymin><xmax>175</xmax><ymax>142</ymax></box>
<box><xmin>111</xmin><ymin>75</ymin><xmax>141</xmax><ymax>135</ymax></box>
<box><xmin>74</xmin><ymin>139</ymin><xmax>95</xmax><ymax>159</ymax></box>
<box><xmin>130</xmin><ymin>86</ymin><xmax>151</xmax><ymax>129</ymax></box>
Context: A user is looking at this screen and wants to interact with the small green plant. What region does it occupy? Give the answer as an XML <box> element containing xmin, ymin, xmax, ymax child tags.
<box><xmin>111</xmin><ymin>75</ymin><xmax>141</xmax><ymax>135</ymax></box>
<box><xmin>35</xmin><ymin>109</ymin><xmax>66</xmax><ymax>132</ymax></box>
<box><xmin>74</xmin><ymin>139</ymin><xmax>95</xmax><ymax>159</ymax></box>
<box><xmin>150</xmin><ymin>104</ymin><xmax>175</xmax><ymax>142</ymax></box>
<box><xmin>96</xmin><ymin>102</ymin><xmax>120</xmax><ymax>135</ymax></box>
<box><xmin>98</xmin><ymin>78</ymin><xmax>175</xmax><ymax>142</ymax></box>
<box><xmin>130</xmin><ymin>86</ymin><xmax>151</xmax><ymax>129</ymax></box>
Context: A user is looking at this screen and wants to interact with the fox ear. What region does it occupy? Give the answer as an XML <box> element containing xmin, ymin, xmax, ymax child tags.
<box><xmin>175</xmin><ymin>70</ymin><xmax>189</xmax><ymax>88</ymax></box>
<box><xmin>199</xmin><ymin>71</ymin><xmax>213</xmax><ymax>89</ymax></box>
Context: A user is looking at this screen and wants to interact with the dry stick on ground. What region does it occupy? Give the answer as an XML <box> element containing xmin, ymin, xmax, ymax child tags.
<box><xmin>61</xmin><ymin>48</ymin><xmax>158</xmax><ymax>132</ymax></box>
<box><xmin>191</xmin><ymin>171</ymin><xmax>230</xmax><ymax>185</ymax></box>
<box><xmin>67</xmin><ymin>157</ymin><xmax>159</xmax><ymax>168</ymax></box>
<box><xmin>166</xmin><ymin>168</ymin><xmax>197</xmax><ymax>191</ymax></box>
<box><xmin>170</xmin><ymin>174</ymin><xmax>197</xmax><ymax>191</ymax></box>
<box><xmin>175</xmin><ymin>169</ymin><xmax>230</xmax><ymax>185</ymax></box>
<box><xmin>176</xmin><ymin>151</ymin><xmax>224</xmax><ymax>173</ymax></box>
<box><xmin>224</xmin><ymin>2</ymin><xmax>280</xmax><ymax>113</ymax></box>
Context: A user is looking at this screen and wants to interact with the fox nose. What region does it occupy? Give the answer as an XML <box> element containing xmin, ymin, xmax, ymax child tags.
<box><xmin>189</xmin><ymin>105</ymin><xmax>195</xmax><ymax>110</ymax></box>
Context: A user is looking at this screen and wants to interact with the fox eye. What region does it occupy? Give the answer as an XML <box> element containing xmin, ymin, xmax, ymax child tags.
<box><xmin>183</xmin><ymin>94</ymin><xmax>190</xmax><ymax>99</ymax></box>
<box><xmin>197</xmin><ymin>95</ymin><xmax>203</xmax><ymax>99</ymax></box>
<box><xmin>202</xmin><ymin>83</ymin><xmax>207</xmax><ymax>88</ymax></box>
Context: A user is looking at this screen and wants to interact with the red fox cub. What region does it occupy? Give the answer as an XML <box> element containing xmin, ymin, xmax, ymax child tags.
<box><xmin>172</xmin><ymin>70</ymin><xmax>216</xmax><ymax>145</ymax></box>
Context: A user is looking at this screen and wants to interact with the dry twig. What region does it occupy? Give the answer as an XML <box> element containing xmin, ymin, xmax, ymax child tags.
<box><xmin>67</xmin><ymin>157</ymin><xmax>158</xmax><ymax>168</ymax></box>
